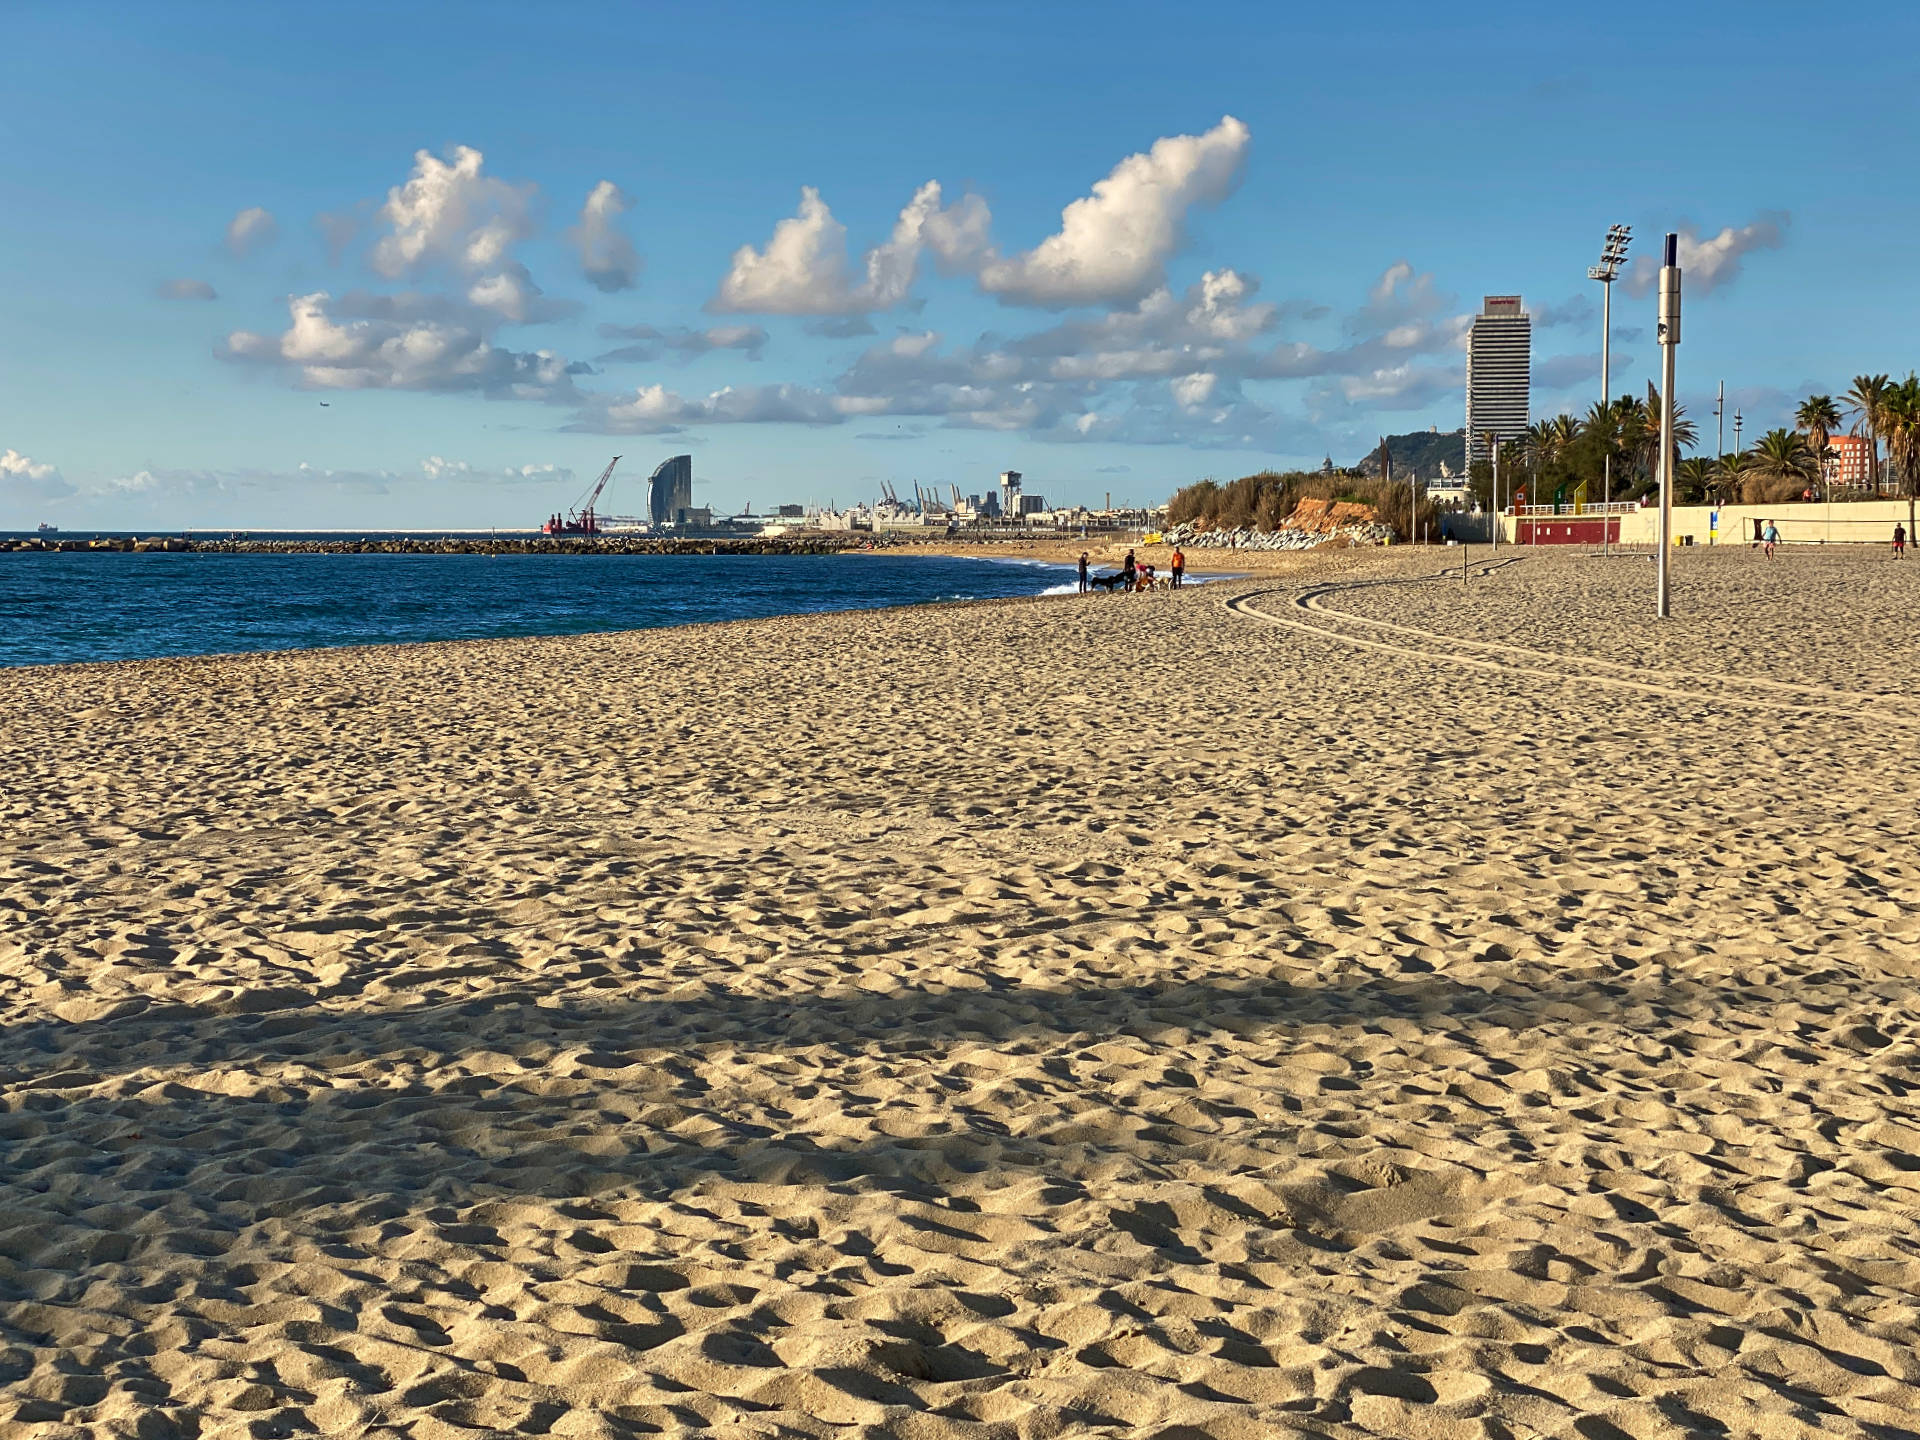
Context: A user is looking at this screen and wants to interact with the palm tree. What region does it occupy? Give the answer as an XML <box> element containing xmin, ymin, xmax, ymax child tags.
<box><xmin>1608</xmin><ymin>394</ymin><xmax>1647</xmax><ymax>485</ymax></box>
<box><xmin>1714</xmin><ymin>451</ymin><xmax>1753</xmax><ymax>508</ymax></box>
<box><xmin>1498</xmin><ymin>439</ymin><xmax>1527</xmax><ymax>498</ymax></box>
<box><xmin>1676</xmin><ymin>456</ymin><xmax>1716</xmax><ymax>505</ymax></box>
<box><xmin>1795</xmin><ymin>395</ymin><xmax>1843</xmax><ymax>496</ymax></box>
<box><xmin>1744</xmin><ymin>428</ymin><xmax>1819</xmax><ymax>503</ymax></box>
<box><xmin>1881</xmin><ymin>375</ymin><xmax>1920</xmax><ymax>539</ymax></box>
<box><xmin>1583</xmin><ymin>399</ymin><xmax>1625</xmax><ymax>503</ymax></box>
<box><xmin>1525</xmin><ymin>419</ymin><xmax>1555</xmax><ymax>492</ymax></box>
<box><xmin>1523</xmin><ymin>415</ymin><xmax>1580</xmax><ymax>507</ymax></box>
<box><xmin>1633</xmin><ymin>382</ymin><xmax>1699</xmax><ymax>496</ymax></box>
<box><xmin>1845</xmin><ymin>374</ymin><xmax>1891</xmax><ymax>493</ymax></box>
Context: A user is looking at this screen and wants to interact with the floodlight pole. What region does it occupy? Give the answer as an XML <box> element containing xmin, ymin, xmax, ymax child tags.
<box><xmin>1590</xmin><ymin>224</ymin><xmax>1629</xmax><ymax>557</ymax></box>
<box><xmin>1656</xmin><ymin>232</ymin><xmax>1681</xmax><ymax>619</ymax></box>
<box><xmin>1600</xmin><ymin>276</ymin><xmax>1612</xmax><ymax>552</ymax></box>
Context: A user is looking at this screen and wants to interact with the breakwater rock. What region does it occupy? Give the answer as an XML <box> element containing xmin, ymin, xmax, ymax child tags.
<box><xmin>1164</xmin><ymin>518</ymin><xmax>1397</xmax><ymax>552</ymax></box>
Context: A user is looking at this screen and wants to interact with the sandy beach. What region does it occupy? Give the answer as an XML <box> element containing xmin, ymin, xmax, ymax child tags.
<box><xmin>5</xmin><ymin>544</ymin><xmax>1920</xmax><ymax>1439</ymax></box>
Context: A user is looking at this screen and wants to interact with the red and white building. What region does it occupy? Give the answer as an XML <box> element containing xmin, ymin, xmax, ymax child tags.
<box><xmin>1823</xmin><ymin>433</ymin><xmax>1876</xmax><ymax>490</ymax></box>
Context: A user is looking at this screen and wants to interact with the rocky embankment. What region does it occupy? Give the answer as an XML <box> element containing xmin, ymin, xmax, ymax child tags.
<box><xmin>1166</xmin><ymin>498</ymin><xmax>1398</xmax><ymax>551</ymax></box>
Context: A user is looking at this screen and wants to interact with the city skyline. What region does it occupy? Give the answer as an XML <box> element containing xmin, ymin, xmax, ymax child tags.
<box><xmin>2</xmin><ymin>1</ymin><xmax>1913</xmax><ymax>528</ymax></box>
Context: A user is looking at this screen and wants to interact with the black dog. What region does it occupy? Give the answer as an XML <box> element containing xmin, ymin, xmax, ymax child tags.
<box><xmin>1089</xmin><ymin>571</ymin><xmax>1129</xmax><ymax>591</ymax></box>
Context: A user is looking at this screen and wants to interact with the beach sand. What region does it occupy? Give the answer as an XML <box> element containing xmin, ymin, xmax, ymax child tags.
<box><xmin>4</xmin><ymin>544</ymin><xmax>1920</xmax><ymax>1438</ymax></box>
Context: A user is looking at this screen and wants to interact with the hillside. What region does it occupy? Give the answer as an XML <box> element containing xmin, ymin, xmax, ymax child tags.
<box><xmin>1355</xmin><ymin>429</ymin><xmax>1465</xmax><ymax>481</ymax></box>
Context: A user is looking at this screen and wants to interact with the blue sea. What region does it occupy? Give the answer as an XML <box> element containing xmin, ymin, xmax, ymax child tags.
<box><xmin>0</xmin><ymin>548</ymin><xmax>1079</xmax><ymax>669</ymax></box>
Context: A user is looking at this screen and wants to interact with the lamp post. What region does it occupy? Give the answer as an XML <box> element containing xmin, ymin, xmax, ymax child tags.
<box><xmin>1715</xmin><ymin>381</ymin><xmax>1725</xmax><ymax>461</ymax></box>
<box><xmin>1656</xmin><ymin>232</ymin><xmax>1681</xmax><ymax>618</ymax></box>
<box><xmin>1590</xmin><ymin>224</ymin><xmax>1631</xmax><ymax>554</ymax></box>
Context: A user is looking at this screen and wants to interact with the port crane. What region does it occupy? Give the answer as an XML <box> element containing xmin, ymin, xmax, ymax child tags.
<box><xmin>543</xmin><ymin>456</ymin><xmax>621</xmax><ymax>536</ymax></box>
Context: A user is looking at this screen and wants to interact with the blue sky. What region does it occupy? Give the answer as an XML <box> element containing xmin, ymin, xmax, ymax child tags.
<box><xmin>2</xmin><ymin>0</ymin><xmax>1914</xmax><ymax>528</ymax></box>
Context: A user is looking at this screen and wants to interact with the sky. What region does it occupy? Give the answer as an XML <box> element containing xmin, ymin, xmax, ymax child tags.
<box><xmin>3</xmin><ymin>0</ymin><xmax>1916</xmax><ymax>529</ymax></box>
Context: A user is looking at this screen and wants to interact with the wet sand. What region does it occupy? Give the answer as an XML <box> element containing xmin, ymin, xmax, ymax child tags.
<box><xmin>4</xmin><ymin>545</ymin><xmax>1919</xmax><ymax>1438</ymax></box>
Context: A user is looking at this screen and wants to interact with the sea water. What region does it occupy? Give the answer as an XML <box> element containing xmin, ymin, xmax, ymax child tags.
<box><xmin>0</xmin><ymin>550</ymin><xmax>1078</xmax><ymax>668</ymax></box>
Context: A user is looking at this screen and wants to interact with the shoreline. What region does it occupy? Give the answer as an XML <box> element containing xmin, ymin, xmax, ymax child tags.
<box><xmin>888</xmin><ymin>534</ymin><xmax>1392</xmax><ymax>575</ymax></box>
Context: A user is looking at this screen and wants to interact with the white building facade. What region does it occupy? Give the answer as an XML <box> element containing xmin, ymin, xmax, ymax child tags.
<box><xmin>1465</xmin><ymin>296</ymin><xmax>1530</xmax><ymax>466</ymax></box>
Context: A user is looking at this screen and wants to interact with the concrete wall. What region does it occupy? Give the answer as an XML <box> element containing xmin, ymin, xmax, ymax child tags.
<box><xmin>1499</xmin><ymin>498</ymin><xmax>1916</xmax><ymax>546</ymax></box>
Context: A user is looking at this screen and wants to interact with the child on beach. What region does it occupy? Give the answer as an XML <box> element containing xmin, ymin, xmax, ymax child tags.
<box><xmin>1762</xmin><ymin>521</ymin><xmax>1780</xmax><ymax>559</ymax></box>
<box><xmin>1895</xmin><ymin>525</ymin><xmax>1907</xmax><ymax>558</ymax></box>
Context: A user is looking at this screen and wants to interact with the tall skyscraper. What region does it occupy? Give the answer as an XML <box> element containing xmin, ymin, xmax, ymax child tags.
<box><xmin>646</xmin><ymin>454</ymin><xmax>694</xmax><ymax>525</ymax></box>
<box><xmin>1465</xmin><ymin>296</ymin><xmax>1531</xmax><ymax>466</ymax></box>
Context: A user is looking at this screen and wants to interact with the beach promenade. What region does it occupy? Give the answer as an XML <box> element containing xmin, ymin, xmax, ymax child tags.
<box><xmin>4</xmin><ymin>547</ymin><xmax>1920</xmax><ymax>1438</ymax></box>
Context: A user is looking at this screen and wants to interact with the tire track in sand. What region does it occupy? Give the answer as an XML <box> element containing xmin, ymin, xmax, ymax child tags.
<box><xmin>1227</xmin><ymin>557</ymin><xmax>1920</xmax><ymax>721</ymax></box>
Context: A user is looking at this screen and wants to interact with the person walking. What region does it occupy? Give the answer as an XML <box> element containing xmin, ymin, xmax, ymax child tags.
<box><xmin>1894</xmin><ymin>524</ymin><xmax>1907</xmax><ymax>558</ymax></box>
<box><xmin>1762</xmin><ymin>520</ymin><xmax>1781</xmax><ymax>559</ymax></box>
<box><xmin>1121</xmin><ymin>549</ymin><xmax>1137</xmax><ymax>591</ymax></box>
<box><xmin>1170</xmin><ymin>545</ymin><xmax>1185</xmax><ymax>588</ymax></box>
<box><xmin>1077</xmin><ymin>551</ymin><xmax>1091</xmax><ymax>592</ymax></box>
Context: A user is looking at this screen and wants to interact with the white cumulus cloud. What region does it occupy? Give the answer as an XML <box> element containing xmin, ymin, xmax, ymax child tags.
<box><xmin>571</xmin><ymin>180</ymin><xmax>641</xmax><ymax>293</ymax></box>
<box><xmin>977</xmin><ymin>116</ymin><xmax>1251</xmax><ymax>308</ymax></box>
<box><xmin>1627</xmin><ymin>213</ymin><xmax>1789</xmax><ymax>297</ymax></box>
<box><xmin>1349</xmin><ymin>260</ymin><xmax>1449</xmax><ymax>334</ymax></box>
<box><xmin>711</xmin><ymin>181</ymin><xmax>987</xmax><ymax>315</ymax></box>
<box><xmin>1</xmin><ymin>448</ymin><xmax>73</xmax><ymax>499</ymax></box>
<box><xmin>367</xmin><ymin>146</ymin><xmax>557</xmax><ymax>322</ymax></box>
<box><xmin>225</xmin><ymin>291</ymin><xmax>580</xmax><ymax>400</ymax></box>
<box><xmin>372</xmin><ymin>145</ymin><xmax>532</xmax><ymax>277</ymax></box>
<box><xmin>226</xmin><ymin>207</ymin><xmax>278</xmax><ymax>257</ymax></box>
<box><xmin>1171</xmin><ymin>372</ymin><xmax>1218</xmax><ymax>409</ymax></box>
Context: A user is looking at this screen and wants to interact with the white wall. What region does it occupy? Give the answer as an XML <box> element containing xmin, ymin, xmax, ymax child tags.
<box><xmin>1495</xmin><ymin>497</ymin><xmax>1917</xmax><ymax>546</ymax></box>
<box><xmin>1616</xmin><ymin>497</ymin><xmax>1915</xmax><ymax>546</ymax></box>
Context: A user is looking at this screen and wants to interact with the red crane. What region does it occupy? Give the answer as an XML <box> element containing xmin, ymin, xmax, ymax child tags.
<box><xmin>542</xmin><ymin>456</ymin><xmax>621</xmax><ymax>536</ymax></box>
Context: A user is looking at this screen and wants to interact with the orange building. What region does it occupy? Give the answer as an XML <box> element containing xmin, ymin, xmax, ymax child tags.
<box><xmin>1823</xmin><ymin>433</ymin><xmax>1876</xmax><ymax>490</ymax></box>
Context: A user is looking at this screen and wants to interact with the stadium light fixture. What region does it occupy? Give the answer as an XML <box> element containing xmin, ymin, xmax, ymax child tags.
<box><xmin>1589</xmin><ymin>224</ymin><xmax>1632</xmax><ymax>550</ymax></box>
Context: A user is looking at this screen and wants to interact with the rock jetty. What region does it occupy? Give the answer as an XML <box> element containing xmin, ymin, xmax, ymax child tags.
<box><xmin>1166</xmin><ymin>498</ymin><xmax>1398</xmax><ymax>552</ymax></box>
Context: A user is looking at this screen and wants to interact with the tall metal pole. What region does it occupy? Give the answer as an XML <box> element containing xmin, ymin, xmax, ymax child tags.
<box><xmin>1656</xmin><ymin>232</ymin><xmax>1681</xmax><ymax>618</ymax></box>
<box><xmin>1601</xmin><ymin>278</ymin><xmax>1612</xmax><ymax>553</ymax></box>
<box><xmin>1716</xmin><ymin>381</ymin><xmax>1725</xmax><ymax>460</ymax></box>
<box><xmin>1591</xmin><ymin>226</ymin><xmax>1629</xmax><ymax>555</ymax></box>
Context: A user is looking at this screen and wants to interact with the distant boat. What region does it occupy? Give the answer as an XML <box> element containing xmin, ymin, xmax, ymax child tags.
<box><xmin>36</xmin><ymin>523</ymin><xmax>57</xmax><ymax>533</ymax></box>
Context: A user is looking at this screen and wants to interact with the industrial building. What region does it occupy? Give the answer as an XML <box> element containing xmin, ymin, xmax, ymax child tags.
<box><xmin>999</xmin><ymin>470</ymin><xmax>1046</xmax><ymax>517</ymax></box>
<box><xmin>1465</xmin><ymin>296</ymin><xmax>1531</xmax><ymax>466</ymax></box>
